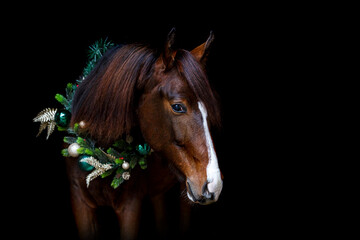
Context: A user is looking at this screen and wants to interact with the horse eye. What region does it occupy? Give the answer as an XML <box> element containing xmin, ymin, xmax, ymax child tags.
<box><xmin>171</xmin><ymin>103</ymin><xmax>187</xmax><ymax>113</ymax></box>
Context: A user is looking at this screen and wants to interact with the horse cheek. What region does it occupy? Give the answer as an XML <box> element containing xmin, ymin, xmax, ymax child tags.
<box><xmin>138</xmin><ymin>99</ymin><xmax>169</xmax><ymax>151</ymax></box>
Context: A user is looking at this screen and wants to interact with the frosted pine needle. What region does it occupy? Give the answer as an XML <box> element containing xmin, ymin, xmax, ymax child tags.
<box><xmin>80</xmin><ymin>156</ymin><xmax>113</xmax><ymax>187</ymax></box>
<box><xmin>33</xmin><ymin>108</ymin><xmax>57</xmax><ymax>139</ymax></box>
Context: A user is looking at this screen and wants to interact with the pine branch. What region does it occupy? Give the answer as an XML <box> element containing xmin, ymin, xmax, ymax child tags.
<box><xmin>80</xmin><ymin>38</ymin><xmax>114</xmax><ymax>80</ymax></box>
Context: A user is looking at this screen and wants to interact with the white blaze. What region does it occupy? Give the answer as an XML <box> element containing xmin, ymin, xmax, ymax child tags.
<box><xmin>198</xmin><ymin>102</ymin><xmax>223</xmax><ymax>201</ymax></box>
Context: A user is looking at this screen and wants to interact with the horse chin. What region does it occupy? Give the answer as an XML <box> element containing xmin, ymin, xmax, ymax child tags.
<box><xmin>186</xmin><ymin>191</ymin><xmax>216</xmax><ymax>205</ymax></box>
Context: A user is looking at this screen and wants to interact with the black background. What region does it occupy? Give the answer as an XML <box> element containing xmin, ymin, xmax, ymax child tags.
<box><xmin>4</xmin><ymin>6</ymin><xmax>334</xmax><ymax>240</ymax></box>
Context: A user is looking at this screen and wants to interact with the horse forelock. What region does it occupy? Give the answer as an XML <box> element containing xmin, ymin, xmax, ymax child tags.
<box><xmin>173</xmin><ymin>50</ymin><xmax>221</xmax><ymax>128</ymax></box>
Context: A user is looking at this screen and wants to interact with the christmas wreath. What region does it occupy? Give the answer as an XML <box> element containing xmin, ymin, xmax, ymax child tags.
<box><xmin>33</xmin><ymin>39</ymin><xmax>151</xmax><ymax>189</ymax></box>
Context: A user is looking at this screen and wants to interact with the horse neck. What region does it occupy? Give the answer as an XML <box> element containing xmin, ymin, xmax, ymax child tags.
<box><xmin>146</xmin><ymin>151</ymin><xmax>178</xmax><ymax>195</ymax></box>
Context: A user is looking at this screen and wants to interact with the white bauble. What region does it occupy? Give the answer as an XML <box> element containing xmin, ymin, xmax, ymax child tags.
<box><xmin>79</xmin><ymin>121</ymin><xmax>86</xmax><ymax>128</ymax></box>
<box><xmin>122</xmin><ymin>161</ymin><xmax>130</xmax><ymax>170</ymax></box>
<box><xmin>68</xmin><ymin>143</ymin><xmax>80</xmax><ymax>157</ymax></box>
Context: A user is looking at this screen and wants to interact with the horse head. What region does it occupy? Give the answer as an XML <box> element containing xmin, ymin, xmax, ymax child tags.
<box><xmin>138</xmin><ymin>29</ymin><xmax>223</xmax><ymax>204</ymax></box>
<box><xmin>71</xmin><ymin>29</ymin><xmax>223</xmax><ymax>205</ymax></box>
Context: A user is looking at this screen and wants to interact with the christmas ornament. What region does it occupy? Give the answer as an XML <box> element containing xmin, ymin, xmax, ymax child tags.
<box><xmin>126</xmin><ymin>135</ymin><xmax>133</xmax><ymax>144</ymax></box>
<box><xmin>122</xmin><ymin>172</ymin><xmax>130</xmax><ymax>180</ymax></box>
<box><xmin>79</xmin><ymin>120</ymin><xmax>86</xmax><ymax>128</ymax></box>
<box><xmin>122</xmin><ymin>161</ymin><xmax>130</xmax><ymax>170</ymax></box>
<box><xmin>68</xmin><ymin>142</ymin><xmax>80</xmax><ymax>157</ymax></box>
<box><xmin>54</xmin><ymin>109</ymin><xmax>71</xmax><ymax>127</ymax></box>
<box><xmin>137</xmin><ymin>143</ymin><xmax>151</xmax><ymax>155</ymax></box>
<box><xmin>78</xmin><ymin>155</ymin><xmax>95</xmax><ymax>171</ymax></box>
<box><xmin>33</xmin><ymin>108</ymin><xmax>57</xmax><ymax>139</ymax></box>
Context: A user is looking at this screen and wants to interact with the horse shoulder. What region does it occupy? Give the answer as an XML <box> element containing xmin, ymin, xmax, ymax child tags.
<box><xmin>64</xmin><ymin>158</ymin><xmax>99</xmax><ymax>216</ymax></box>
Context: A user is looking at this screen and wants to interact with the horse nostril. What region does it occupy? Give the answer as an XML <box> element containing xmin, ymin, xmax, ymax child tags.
<box><xmin>187</xmin><ymin>180</ymin><xmax>215</xmax><ymax>204</ymax></box>
<box><xmin>203</xmin><ymin>190</ymin><xmax>214</xmax><ymax>200</ymax></box>
<box><xmin>202</xmin><ymin>182</ymin><xmax>214</xmax><ymax>200</ymax></box>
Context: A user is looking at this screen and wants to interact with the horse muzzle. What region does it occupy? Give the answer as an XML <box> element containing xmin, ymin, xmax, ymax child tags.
<box><xmin>186</xmin><ymin>178</ymin><xmax>223</xmax><ymax>205</ymax></box>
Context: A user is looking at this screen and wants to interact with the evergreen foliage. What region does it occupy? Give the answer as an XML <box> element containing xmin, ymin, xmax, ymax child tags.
<box><xmin>79</xmin><ymin>38</ymin><xmax>115</xmax><ymax>82</ymax></box>
<box><xmin>61</xmin><ymin>124</ymin><xmax>151</xmax><ymax>188</ymax></box>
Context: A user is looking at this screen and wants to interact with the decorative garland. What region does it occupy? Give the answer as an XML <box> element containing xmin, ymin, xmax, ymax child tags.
<box><xmin>33</xmin><ymin>39</ymin><xmax>151</xmax><ymax>189</ymax></box>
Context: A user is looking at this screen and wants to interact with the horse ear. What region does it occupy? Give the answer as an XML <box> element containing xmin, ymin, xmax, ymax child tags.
<box><xmin>190</xmin><ymin>31</ymin><xmax>214</xmax><ymax>65</ymax></box>
<box><xmin>157</xmin><ymin>27</ymin><xmax>177</xmax><ymax>71</ymax></box>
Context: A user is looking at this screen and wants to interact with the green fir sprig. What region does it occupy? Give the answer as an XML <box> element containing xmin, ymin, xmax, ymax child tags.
<box><xmin>79</xmin><ymin>38</ymin><xmax>115</xmax><ymax>82</ymax></box>
<box><xmin>55</xmin><ymin>83</ymin><xmax>77</xmax><ymax>112</ymax></box>
<box><xmin>61</xmin><ymin>125</ymin><xmax>151</xmax><ymax>188</ymax></box>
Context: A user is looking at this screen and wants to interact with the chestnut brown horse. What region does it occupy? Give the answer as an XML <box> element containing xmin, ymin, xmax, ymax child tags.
<box><xmin>67</xmin><ymin>29</ymin><xmax>223</xmax><ymax>239</ymax></box>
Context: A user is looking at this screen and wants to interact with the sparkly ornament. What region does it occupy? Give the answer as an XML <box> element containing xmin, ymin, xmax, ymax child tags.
<box><xmin>137</xmin><ymin>143</ymin><xmax>151</xmax><ymax>155</ymax></box>
<box><xmin>122</xmin><ymin>172</ymin><xmax>130</xmax><ymax>180</ymax></box>
<box><xmin>68</xmin><ymin>142</ymin><xmax>80</xmax><ymax>157</ymax></box>
<box><xmin>78</xmin><ymin>155</ymin><xmax>95</xmax><ymax>171</ymax></box>
<box><xmin>79</xmin><ymin>120</ymin><xmax>86</xmax><ymax>128</ymax></box>
<box><xmin>126</xmin><ymin>135</ymin><xmax>133</xmax><ymax>144</ymax></box>
<box><xmin>54</xmin><ymin>109</ymin><xmax>71</xmax><ymax>127</ymax></box>
<box><xmin>33</xmin><ymin>108</ymin><xmax>57</xmax><ymax>139</ymax></box>
<box><xmin>122</xmin><ymin>161</ymin><xmax>130</xmax><ymax>170</ymax></box>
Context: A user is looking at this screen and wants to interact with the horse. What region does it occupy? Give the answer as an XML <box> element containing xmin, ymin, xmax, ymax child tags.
<box><xmin>66</xmin><ymin>28</ymin><xmax>223</xmax><ymax>239</ymax></box>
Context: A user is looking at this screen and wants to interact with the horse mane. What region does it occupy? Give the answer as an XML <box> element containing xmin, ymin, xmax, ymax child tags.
<box><xmin>71</xmin><ymin>44</ymin><xmax>156</xmax><ymax>145</ymax></box>
<box><xmin>71</xmin><ymin>43</ymin><xmax>220</xmax><ymax>146</ymax></box>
